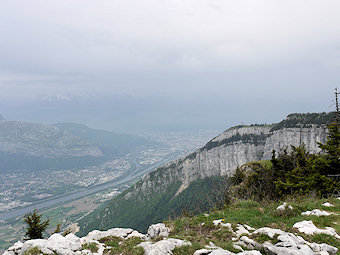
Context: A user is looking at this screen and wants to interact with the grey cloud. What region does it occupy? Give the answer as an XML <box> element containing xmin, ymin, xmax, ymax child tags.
<box><xmin>0</xmin><ymin>0</ymin><xmax>339</xmax><ymax>132</ymax></box>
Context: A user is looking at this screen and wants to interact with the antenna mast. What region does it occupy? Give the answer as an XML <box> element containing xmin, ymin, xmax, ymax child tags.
<box><xmin>336</xmin><ymin>88</ymin><xmax>340</xmax><ymax>122</ymax></box>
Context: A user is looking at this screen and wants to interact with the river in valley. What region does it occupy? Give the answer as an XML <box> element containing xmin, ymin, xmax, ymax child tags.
<box><xmin>0</xmin><ymin>154</ymin><xmax>178</xmax><ymax>221</ymax></box>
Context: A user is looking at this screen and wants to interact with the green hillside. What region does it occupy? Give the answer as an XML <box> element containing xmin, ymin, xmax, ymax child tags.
<box><xmin>78</xmin><ymin>176</ymin><xmax>228</xmax><ymax>236</ymax></box>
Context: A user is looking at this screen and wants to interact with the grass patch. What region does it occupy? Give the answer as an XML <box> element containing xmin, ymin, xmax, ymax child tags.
<box><xmin>165</xmin><ymin>196</ymin><xmax>340</xmax><ymax>254</ymax></box>
<box><xmin>235</xmin><ymin>200</ymin><xmax>261</xmax><ymax>209</ymax></box>
<box><xmin>101</xmin><ymin>236</ymin><xmax>144</xmax><ymax>255</ymax></box>
<box><xmin>251</xmin><ymin>233</ymin><xmax>280</xmax><ymax>244</ymax></box>
<box><xmin>258</xmin><ymin>160</ymin><xmax>273</xmax><ymax>169</ymax></box>
<box><xmin>23</xmin><ymin>247</ymin><xmax>41</xmax><ymax>255</ymax></box>
<box><xmin>172</xmin><ymin>243</ymin><xmax>203</xmax><ymax>255</ymax></box>
<box><xmin>82</xmin><ymin>242</ymin><xmax>99</xmax><ymax>253</ymax></box>
<box><xmin>308</xmin><ymin>234</ymin><xmax>339</xmax><ymax>248</ymax></box>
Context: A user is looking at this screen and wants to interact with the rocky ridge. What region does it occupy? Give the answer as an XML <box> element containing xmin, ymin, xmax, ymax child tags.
<box><xmin>4</xmin><ymin>225</ymin><xmax>337</xmax><ymax>255</ymax></box>
<box><xmin>121</xmin><ymin>114</ymin><xmax>329</xmax><ymax>204</ymax></box>
<box><xmin>4</xmin><ymin>201</ymin><xmax>339</xmax><ymax>255</ymax></box>
<box><xmin>78</xmin><ymin>112</ymin><xmax>334</xmax><ymax>235</ymax></box>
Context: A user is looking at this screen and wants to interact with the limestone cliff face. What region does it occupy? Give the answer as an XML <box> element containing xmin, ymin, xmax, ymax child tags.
<box><xmin>263</xmin><ymin>125</ymin><xmax>327</xmax><ymax>159</ymax></box>
<box><xmin>78</xmin><ymin>112</ymin><xmax>335</xmax><ymax>235</ymax></box>
<box><xmin>127</xmin><ymin>113</ymin><xmax>331</xmax><ymax>198</ymax></box>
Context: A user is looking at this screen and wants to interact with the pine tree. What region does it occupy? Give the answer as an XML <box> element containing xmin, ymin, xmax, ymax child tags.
<box><xmin>23</xmin><ymin>209</ymin><xmax>50</xmax><ymax>239</ymax></box>
<box><xmin>318</xmin><ymin>120</ymin><xmax>340</xmax><ymax>175</ymax></box>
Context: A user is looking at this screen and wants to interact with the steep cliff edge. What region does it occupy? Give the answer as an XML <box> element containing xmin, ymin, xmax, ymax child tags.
<box><xmin>78</xmin><ymin>112</ymin><xmax>334</xmax><ymax>235</ymax></box>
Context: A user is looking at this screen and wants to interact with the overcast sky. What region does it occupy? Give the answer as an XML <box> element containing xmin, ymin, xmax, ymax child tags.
<box><xmin>0</xmin><ymin>0</ymin><xmax>339</xmax><ymax>133</ymax></box>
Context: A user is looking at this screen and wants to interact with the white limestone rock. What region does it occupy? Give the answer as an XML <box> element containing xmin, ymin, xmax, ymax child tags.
<box><xmin>48</xmin><ymin>233</ymin><xmax>82</xmax><ymax>251</ymax></box>
<box><xmin>251</xmin><ymin>226</ymin><xmax>338</xmax><ymax>254</ymax></box>
<box><xmin>194</xmin><ymin>247</ymin><xmax>234</xmax><ymax>255</ymax></box>
<box><xmin>206</xmin><ymin>250</ymin><xmax>234</xmax><ymax>255</ymax></box>
<box><xmin>233</xmin><ymin>225</ymin><xmax>250</xmax><ymax>240</ymax></box>
<box><xmin>263</xmin><ymin>126</ymin><xmax>327</xmax><ymax>159</ymax></box>
<box><xmin>138</xmin><ymin>238</ymin><xmax>191</xmax><ymax>255</ymax></box>
<box><xmin>126</xmin><ymin>230</ymin><xmax>148</xmax><ymax>240</ymax></box>
<box><xmin>306</xmin><ymin>241</ymin><xmax>338</xmax><ymax>254</ymax></box>
<box><xmin>20</xmin><ymin>239</ymin><xmax>49</xmax><ymax>255</ymax></box>
<box><xmin>234</xmin><ymin>236</ymin><xmax>261</xmax><ymax>250</ymax></box>
<box><xmin>40</xmin><ymin>247</ymin><xmax>55</xmax><ymax>255</ymax></box>
<box><xmin>147</xmin><ymin>223</ymin><xmax>170</xmax><ymax>239</ymax></box>
<box><xmin>322</xmin><ymin>202</ymin><xmax>334</xmax><ymax>207</ymax></box>
<box><xmin>276</xmin><ymin>202</ymin><xmax>293</xmax><ymax>211</ymax></box>
<box><xmin>262</xmin><ymin>242</ymin><xmax>313</xmax><ymax>255</ymax></box>
<box><xmin>243</xmin><ymin>224</ymin><xmax>255</xmax><ymax>231</ymax></box>
<box><xmin>3</xmin><ymin>252</ymin><xmax>15</xmax><ymax>255</ymax></box>
<box><xmin>67</xmin><ymin>223</ymin><xmax>80</xmax><ymax>234</ymax></box>
<box><xmin>293</xmin><ymin>220</ymin><xmax>340</xmax><ymax>239</ymax></box>
<box><xmin>83</xmin><ymin>228</ymin><xmax>134</xmax><ymax>242</ymax></box>
<box><xmin>276</xmin><ymin>202</ymin><xmax>287</xmax><ymax>211</ymax></box>
<box><xmin>233</xmin><ymin>244</ymin><xmax>244</xmax><ymax>251</ymax></box>
<box><xmin>252</xmin><ymin>227</ymin><xmax>286</xmax><ymax>238</ymax></box>
<box><xmin>301</xmin><ymin>209</ymin><xmax>335</xmax><ymax>217</ymax></box>
<box><xmin>213</xmin><ymin>219</ymin><xmax>233</xmax><ymax>231</ymax></box>
<box><xmin>193</xmin><ymin>248</ymin><xmax>213</xmax><ymax>255</ymax></box>
<box><xmin>7</xmin><ymin>241</ymin><xmax>23</xmax><ymax>254</ymax></box>
<box><xmin>237</xmin><ymin>251</ymin><xmax>261</xmax><ymax>255</ymax></box>
<box><xmin>276</xmin><ymin>233</ymin><xmax>305</xmax><ymax>247</ymax></box>
<box><xmin>194</xmin><ymin>243</ymin><xmax>261</xmax><ymax>255</ymax></box>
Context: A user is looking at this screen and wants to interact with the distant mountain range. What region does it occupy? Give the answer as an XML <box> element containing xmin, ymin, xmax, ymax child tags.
<box><xmin>53</xmin><ymin>123</ymin><xmax>155</xmax><ymax>159</ymax></box>
<box><xmin>77</xmin><ymin>112</ymin><xmax>335</xmax><ymax>235</ymax></box>
<box><xmin>0</xmin><ymin>119</ymin><xmax>155</xmax><ymax>172</ymax></box>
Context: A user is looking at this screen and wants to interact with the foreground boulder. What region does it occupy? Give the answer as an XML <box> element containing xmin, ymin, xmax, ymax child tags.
<box><xmin>147</xmin><ymin>223</ymin><xmax>170</xmax><ymax>239</ymax></box>
<box><xmin>293</xmin><ymin>220</ymin><xmax>340</xmax><ymax>239</ymax></box>
<box><xmin>301</xmin><ymin>209</ymin><xmax>335</xmax><ymax>217</ymax></box>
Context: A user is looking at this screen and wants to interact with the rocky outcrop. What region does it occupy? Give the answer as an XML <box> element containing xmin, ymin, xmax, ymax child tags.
<box><xmin>293</xmin><ymin>220</ymin><xmax>340</xmax><ymax>239</ymax></box>
<box><xmin>5</xmin><ymin>220</ymin><xmax>338</xmax><ymax>255</ymax></box>
<box><xmin>137</xmin><ymin>238</ymin><xmax>191</xmax><ymax>255</ymax></box>
<box><xmin>301</xmin><ymin>209</ymin><xmax>336</xmax><ymax>217</ymax></box>
<box><xmin>147</xmin><ymin>223</ymin><xmax>170</xmax><ymax>239</ymax></box>
<box><xmin>78</xmin><ymin>112</ymin><xmax>333</xmax><ymax>235</ymax></box>
<box><xmin>263</xmin><ymin>124</ymin><xmax>327</xmax><ymax>159</ymax></box>
<box><xmin>125</xmin><ymin>114</ymin><xmax>329</xmax><ymax>199</ymax></box>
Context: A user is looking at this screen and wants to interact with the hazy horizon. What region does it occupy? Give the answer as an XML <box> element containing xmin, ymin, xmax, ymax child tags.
<box><xmin>1</xmin><ymin>0</ymin><xmax>339</xmax><ymax>134</ymax></box>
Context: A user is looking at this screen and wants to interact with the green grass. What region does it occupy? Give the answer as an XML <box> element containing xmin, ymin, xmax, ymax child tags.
<box><xmin>172</xmin><ymin>243</ymin><xmax>204</xmax><ymax>255</ymax></box>
<box><xmin>258</xmin><ymin>160</ymin><xmax>273</xmax><ymax>169</ymax></box>
<box><xmin>23</xmin><ymin>247</ymin><xmax>41</xmax><ymax>255</ymax></box>
<box><xmin>6</xmin><ymin>196</ymin><xmax>340</xmax><ymax>255</ymax></box>
<box><xmin>99</xmin><ymin>236</ymin><xmax>144</xmax><ymax>255</ymax></box>
<box><xmin>82</xmin><ymin>242</ymin><xmax>99</xmax><ymax>253</ymax></box>
<box><xmin>164</xmin><ymin>196</ymin><xmax>340</xmax><ymax>253</ymax></box>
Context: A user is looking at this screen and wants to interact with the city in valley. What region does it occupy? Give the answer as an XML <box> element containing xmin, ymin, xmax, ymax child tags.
<box><xmin>0</xmin><ymin>131</ymin><xmax>213</xmax><ymax>251</ymax></box>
